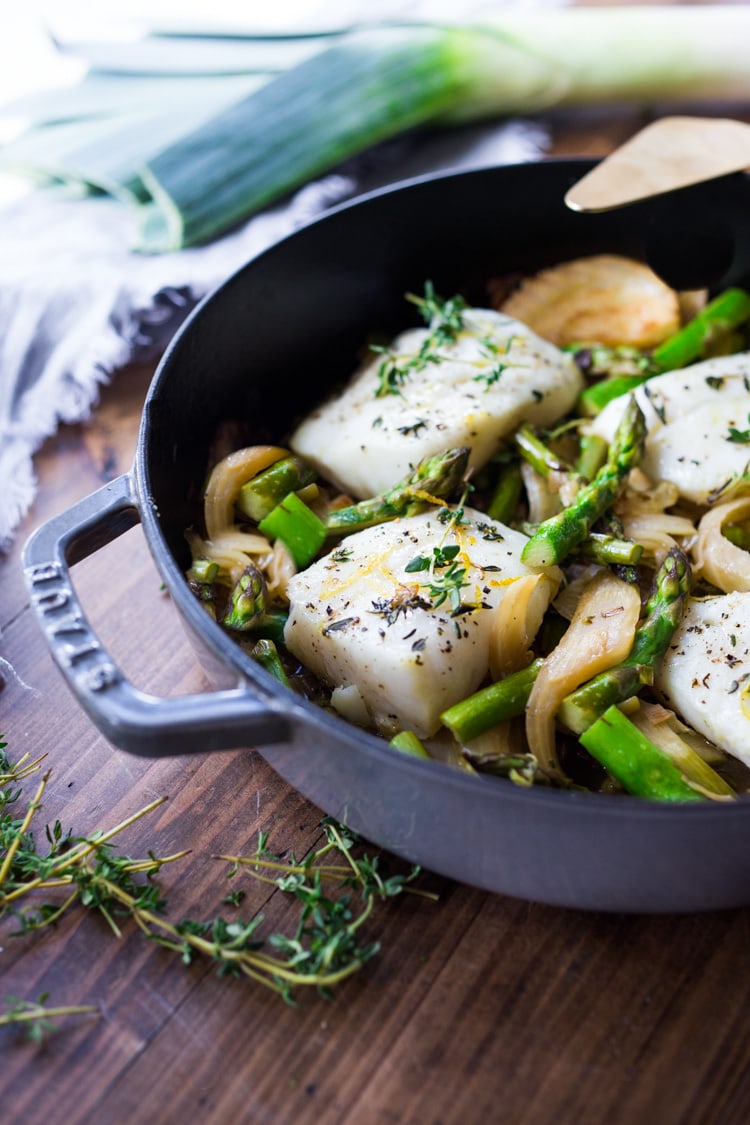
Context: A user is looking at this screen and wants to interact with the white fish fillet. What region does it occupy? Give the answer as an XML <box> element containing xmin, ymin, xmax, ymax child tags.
<box><xmin>284</xmin><ymin>508</ymin><xmax>555</xmax><ymax>739</ymax></box>
<box><xmin>588</xmin><ymin>353</ymin><xmax>750</xmax><ymax>504</ymax></box>
<box><xmin>656</xmin><ymin>590</ymin><xmax>750</xmax><ymax>767</ymax></box>
<box><xmin>290</xmin><ymin>308</ymin><xmax>583</xmax><ymax>499</ymax></box>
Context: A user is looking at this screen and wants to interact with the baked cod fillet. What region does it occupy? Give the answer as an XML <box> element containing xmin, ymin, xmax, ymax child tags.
<box><xmin>588</xmin><ymin>353</ymin><xmax>750</xmax><ymax>505</ymax></box>
<box><xmin>284</xmin><ymin>508</ymin><xmax>557</xmax><ymax>740</ymax></box>
<box><xmin>290</xmin><ymin>308</ymin><xmax>583</xmax><ymax>499</ymax></box>
<box><xmin>656</xmin><ymin>590</ymin><xmax>750</xmax><ymax>768</ymax></box>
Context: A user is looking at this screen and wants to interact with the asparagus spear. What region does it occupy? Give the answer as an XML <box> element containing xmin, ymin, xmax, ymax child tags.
<box><xmin>558</xmin><ymin>547</ymin><xmax>690</xmax><ymax>735</ymax></box>
<box><xmin>250</xmin><ymin>638</ymin><xmax>290</xmax><ymax>686</ymax></box>
<box><xmin>325</xmin><ymin>446</ymin><xmax>470</xmax><ymax>534</ymax></box>
<box><xmin>258</xmin><ymin>490</ymin><xmax>328</xmax><ymax>567</ymax></box>
<box><xmin>520</xmin><ymin>395</ymin><xmax>646</xmax><ymax>567</ymax></box>
<box><xmin>651</xmin><ymin>287</ymin><xmax>750</xmax><ymax>372</ymax></box>
<box><xmin>487</xmin><ymin>459</ymin><xmax>523</xmax><ymax>523</ymax></box>
<box><xmin>237</xmin><ymin>454</ymin><xmax>317</xmax><ymax>522</ymax></box>
<box><xmin>389</xmin><ymin>731</ymin><xmax>431</xmax><ymax>759</ymax></box>
<box><xmin>513</xmin><ymin>425</ymin><xmax>641</xmax><ymax>567</ymax></box>
<box><xmin>223</xmin><ymin>562</ymin><xmax>268</xmax><ymax>631</ymax></box>
<box><xmin>577</xmin><ymin>373</ymin><xmax>653</xmax><ymax>417</ymax></box>
<box><xmin>572</xmin><ymin>533</ymin><xmax>643</xmax><ymax>569</ymax></box>
<box><xmin>579</xmin><ymin>705</ymin><xmax>705</xmax><ymax>802</ymax></box>
<box><xmin>576</xmin><ymin>432</ymin><xmax>608</xmax><ymax>481</ymax></box>
<box><xmin>513</xmin><ymin>424</ymin><xmax>583</xmax><ymax>485</ymax></box>
<box><xmin>440</xmin><ymin>657</ymin><xmax>544</xmax><ymax>744</ymax></box>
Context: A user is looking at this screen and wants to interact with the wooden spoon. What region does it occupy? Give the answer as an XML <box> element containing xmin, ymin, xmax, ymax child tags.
<box><xmin>565</xmin><ymin>116</ymin><xmax>750</xmax><ymax>212</ymax></box>
<box><xmin>565</xmin><ymin>116</ymin><xmax>750</xmax><ymax>290</ymax></box>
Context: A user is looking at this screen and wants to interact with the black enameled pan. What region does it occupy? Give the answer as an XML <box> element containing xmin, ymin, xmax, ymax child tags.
<box><xmin>23</xmin><ymin>160</ymin><xmax>750</xmax><ymax>913</ymax></box>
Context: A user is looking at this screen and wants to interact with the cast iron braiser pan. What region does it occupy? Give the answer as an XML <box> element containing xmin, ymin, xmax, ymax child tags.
<box><xmin>23</xmin><ymin>160</ymin><xmax>750</xmax><ymax>913</ymax></box>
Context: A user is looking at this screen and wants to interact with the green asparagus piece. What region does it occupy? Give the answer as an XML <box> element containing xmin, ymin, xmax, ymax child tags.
<box><xmin>237</xmin><ymin>455</ymin><xmax>317</xmax><ymax>522</ymax></box>
<box><xmin>187</xmin><ymin>558</ymin><xmax>220</xmax><ymax>616</ymax></box>
<box><xmin>572</xmin><ymin>532</ymin><xmax>643</xmax><ymax>569</ymax></box>
<box><xmin>325</xmin><ymin>447</ymin><xmax>470</xmax><ymax>534</ymax></box>
<box><xmin>223</xmin><ymin>563</ymin><xmax>268</xmax><ymax>631</ymax></box>
<box><xmin>571</xmin><ymin>342</ymin><xmax>653</xmax><ymax>380</ymax></box>
<box><xmin>487</xmin><ymin>459</ymin><xmax>523</xmax><ymax>523</ymax></box>
<box><xmin>250</xmin><ymin>638</ymin><xmax>290</xmax><ymax>686</ymax></box>
<box><xmin>651</xmin><ymin>287</ymin><xmax>750</xmax><ymax>372</ymax></box>
<box><xmin>258</xmin><ymin>490</ymin><xmax>328</xmax><ymax>567</ymax></box>
<box><xmin>389</xmin><ymin>730</ymin><xmax>431</xmax><ymax>759</ymax></box>
<box><xmin>187</xmin><ymin>558</ymin><xmax>219</xmax><ymax>584</ymax></box>
<box><xmin>577</xmin><ymin>373</ymin><xmax>652</xmax><ymax>417</ymax></box>
<box><xmin>579</xmin><ymin>705</ymin><xmax>705</xmax><ymax>802</ymax></box>
<box><xmin>558</xmin><ymin>547</ymin><xmax>690</xmax><ymax>735</ymax></box>
<box><xmin>723</xmin><ymin>521</ymin><xmax>750</xmax><ymax>550</ymax></box>
<box><xmin>513</xmin><ymin>425</ymin><xmax>581</xmax><ymax>483</ymax></box>
<box><xmin>518</xmin><ymin>523</ymin><xmax>642</xmax><ymax>568</ymax></box>
<box><xmin>520</xmin><ymin>395</ymin><xmax>646</xmax><ymax>567</ymax></box>
<box><xmin>244</xmin><ymin>610</ymin><xmax>289</xmax><ymax>646</ymax></box>
<box><xmin>440</xmin><ymin>657</ymin><xmax>543</xmax><ymax>744</ymax></box>
<box><xmin>576</xmin><ymin>432</ymin><xmax>608</xmax><ymax>481</ymax></box>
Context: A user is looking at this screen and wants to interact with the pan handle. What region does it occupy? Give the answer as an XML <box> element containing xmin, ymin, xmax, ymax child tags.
<box><xmin>21</xmin><ymin>474</ymin><xmax>292</xmax><ymax>757</ymax></box>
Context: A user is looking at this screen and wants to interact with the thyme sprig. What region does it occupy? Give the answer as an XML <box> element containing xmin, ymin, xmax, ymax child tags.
<box><xmin>0</xmin><ymin>994</ymin><xmax>98</xmax><ymax>1042</ymax></box>
<box><xmin>372</xmin><ymin>281</ymin><xmax>467</xmax><ymax>398</ymax></box>
<box><xmin>0</xmin><ymin>738</ymin><xmax>432</xmax><ymax>1020</ymax></box>
<box><xmin>403</xmin><ymin>489</ymin><xmax>478</xmax><ymax>617</ymax></box>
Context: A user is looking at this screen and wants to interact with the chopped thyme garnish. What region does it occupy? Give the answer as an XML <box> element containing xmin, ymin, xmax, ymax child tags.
<box><xmin>372</xmin><ymin>282</ymin><xmax>466</xmax><ymax>398</ymax></box>
<box><xmin>475</xmin><ymin>521</ymin><xmax>504</xmax><ymax>541</ymax></box>
<box><xmin>404</xmin><ymin>543</ymin><xmax>474</xmax><ymax>616</ymax></box>
<box><xmin>643</xmin><ymin>383</ymin><xmax>667</xmax><ymax>424</ymax></box>
<box><xmin>727</xmin><ymin>412</ymin><xmax>750</xmax><ymax>443</ymax></box>
<box><xmin>327</xmin><ymin>546</ymin><xmax>354</xmax><ymax>566</ymax></box>
<box><xmin>474</xmin><ymin>334</ymin><xmax>514</xmax><ymax>388</ymax></box>
<box><xmin>322</xmin><ymin>616</ymin><xmax>360</xmax><ymax>635</ymax></box>
<box><xmin>397</xmin><ymin>418</ymin><xmax>429</xmax><ymax>437</ymax></box>
<box><xmin>371</xmin><ymin>587</ymin><xmax>431</xmax><ymax>625</ymax></box>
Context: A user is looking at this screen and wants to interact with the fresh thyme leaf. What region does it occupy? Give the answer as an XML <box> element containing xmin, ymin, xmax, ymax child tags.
<box><xmin>407</xmin><ymin>280</ymin><xmax>467</xmax><ymax>339</ymax></box>
<box><xmin>0</xmin><ymin>738</ymin><xmax>433</xmax><ymax>1011</ymax></box>
<box><xmin>474</xmin><ymin>362</ymin><xmax>508</xmax><ymax>387</ymax></box>
<box><xmin>727</xmin><ymin>412</ymin><xmax>750</xmax><ymax>443</ymax></box>
<box><xmin>0</xmin><ymin>993</ymin><xmax>97</xmax><ymax>1041</ymax></box>
<box><xmin>397</xmin><ymin>418</ymin><xmax>428</xmax><ymax>437</ymax></box>
<box><xmin>372</xmin><ymin>282</ymin><xmax>466</xmax><ymax>398</ymax></box>
<box><xmin>421</xmin><ymin>559</ymin><xmax>470</xmax><ymax>615</ymax></box>
<box><xmin>327</xmin><ymin>546</ymin><xmax>354</xmax><ymax>565</ymax></box>
<box><xmin>371</xmin><ymin>587</ymin><xmax>431</xmax><ymax>625</ymax></box>
<box><xmin>474</xmin><ymin>334</ymin><xmax>515</xmax><ymax>388</ymax></box>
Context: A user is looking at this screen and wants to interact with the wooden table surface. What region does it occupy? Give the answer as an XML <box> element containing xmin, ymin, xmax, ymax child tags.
<box><xmin>3</xmin><ymin>57</ymin><xmax>750</xmax><ymax>1125</ymax></box>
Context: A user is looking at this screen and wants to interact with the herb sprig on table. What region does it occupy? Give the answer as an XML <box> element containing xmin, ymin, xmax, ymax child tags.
<box><xmin>0</xmin><ymin>736</ymin><xmax>432</xmax><ymax>1034</ymax></box>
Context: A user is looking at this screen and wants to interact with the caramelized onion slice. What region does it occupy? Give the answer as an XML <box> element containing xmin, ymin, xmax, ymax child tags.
<box><xmin>204</xmin><ymin>445</ymin><xmax>287</xmax><ymax>540</ymax></box>
<box><xmin>525</xmin><ymin>570</ymin><xmax>641</xmax><ymax>774</ymax></box>
<box><xmin>694</xmin><ymin>496</ymin><xmax>750</xmax><ymax>593</ymax></box>
<box><xmin>489</xmin><ymin>572</ymin><xmax>559</xmax><ymax>680</ymax></box>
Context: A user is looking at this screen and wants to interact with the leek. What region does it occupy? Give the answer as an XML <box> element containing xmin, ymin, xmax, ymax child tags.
<box><xmin>3</xmin><ymin>8</ymin><xmax>750</xmax><ymax>252</ymax></box>
<box><xmin>137</xmin><ymin>8</ymin><xmax>750</xmax><ymax>250</ymax></box>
